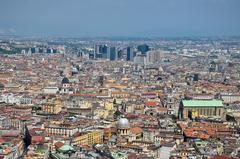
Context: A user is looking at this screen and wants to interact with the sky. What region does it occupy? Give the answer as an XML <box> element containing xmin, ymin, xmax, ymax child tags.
<box><xmin>0</xmin><ymin>0</ymin><xmax>240</xmax><ymax>37</ymax></box>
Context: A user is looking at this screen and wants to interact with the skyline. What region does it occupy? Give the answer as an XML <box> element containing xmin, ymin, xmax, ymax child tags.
<box><xmin>0</xmin><ymin>0</ymin><xmax>240</xmax><ymax>37</ymax></box>
<box><xmin>1</xmin><ymin>1</ymin><xmax>240</xmax><ymax>158</ymax></box>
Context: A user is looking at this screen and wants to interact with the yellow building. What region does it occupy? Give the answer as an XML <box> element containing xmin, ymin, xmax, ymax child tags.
<box><xmin>111</xmin><ymin>92</ymin><xmax>130</xmax><ymax>98</ymax></box>
<box><xmin>94</xmin><ymin>108</ymin><xmax>109</xmax><ymax>119</ymax></box>
<box><xmin>42</xmin><ymin>97</ymin><xmax>62</xmax><ymax>114</ymax></box>
<box><xmin>105</xmin><ymin>101</ymin><xmax>114</xmax><ymax>110</ymax></box>
<box><xmin>73</xmin><ymin>131</ymin><xmax>103</xmax><ymax>146</ymax></box>
<box><xmin>79</xmin><ymin>100</ymin><xmax>92</xmax><ymax>108</ymax></box>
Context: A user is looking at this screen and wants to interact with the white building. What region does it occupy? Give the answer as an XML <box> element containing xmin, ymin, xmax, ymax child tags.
<box><xmin>220</xmin><ymin>93</ymin><xmax>240</xmax><ymax>104</ymax></box>
<box><xmin>0</xmin><ymin>93</ymin><xmax>20</xmax><ymax>104</ymax></box>
<box><xmin>134</xmin><ymin>55</ymin><xmax>147</xmax><ymax>66</ymax></box>
<box><xmin>146</xmin><ymin>51</ymin><xmax>161</xmax><ymax>64</ymax></box>
<box><xmin>43</xmin><ymin>87</ymin><xmax>59</xmax><ymax>94</ymax></box>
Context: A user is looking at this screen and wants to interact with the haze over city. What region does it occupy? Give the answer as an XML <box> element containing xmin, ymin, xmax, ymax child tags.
<box><xmin>0</xmin><ymin>0</ymin><xmax>240</xmax><ymax>37</ymax></box>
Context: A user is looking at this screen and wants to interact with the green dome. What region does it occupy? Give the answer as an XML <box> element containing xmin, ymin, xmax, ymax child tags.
<box><xmin>57</xmin><ymin>144</ymin><xmax>74</xmax><ymax>153</ymax></box>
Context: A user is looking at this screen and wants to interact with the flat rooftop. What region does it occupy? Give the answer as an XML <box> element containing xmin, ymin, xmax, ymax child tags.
<box><xmin>182</xmin><ymin>100</ymin><xmax>223</xmax><ymax>107</ymax></box>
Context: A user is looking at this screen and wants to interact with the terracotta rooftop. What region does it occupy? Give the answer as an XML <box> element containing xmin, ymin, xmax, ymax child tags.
<box><xmin>145</xmin><ymin>101</ymin><xmax>158</xmax><ymax>107</ymax></box>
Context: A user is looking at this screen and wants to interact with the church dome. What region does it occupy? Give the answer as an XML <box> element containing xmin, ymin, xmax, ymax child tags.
<box><xmin>62</xmin><ymin>77</ymin><xmax>70</xmax><ymax>84</ymax></box>
<box><xmin>117</xmin><ymin>118</ymin><xmax>130</xmax><ymax>129</ymax></box>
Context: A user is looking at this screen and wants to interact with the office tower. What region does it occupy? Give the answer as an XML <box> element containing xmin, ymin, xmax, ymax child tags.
<box><xmin>99</xmin><ymin>45</ymin><xmax>107</xmax><ymax>54</ymax></box>
<box><xmin>31</xmin><ymin>48</ymin><xmax>36</xmax><ymax>54</ymax></box>
<box><xmin>47</xmin><ymin>48</ymin><xmax>53</xmax><ymax>53</ymax></box>
<box><xmin>134</xmin><ymin>54</ymin><xmax>147</xmax><ymax>66</ymax></box>
<box><xmin>94</xmin><ymin>45</ymin><xmax>100</xmax><ymax>59</ymax></box>
<box><xmin>146</xmin><ymin>51</ymin><xmax>161</xmax><ymax>64</ymax></box>
<box><xmin>35</xmin><ymin>47</ymin><xmax>39</xmax><ymax>53</ymax></box>
<box><xmin>101</xmin><ymin>45</ymin><xmax>108</xmax><ymax>59</ymax></box>
<box><xmin>39</xmin><ymin>48</ymin><xmax>44</xmax><ymax>53</ymax></box>
<box><xmin>28</xmin><ymin>48</ymin><xmax>32</xmax><ymax>55</ymax></box>
<box><xmin>137</xmin><ymin>44</ymin><xmax>150</xmax><ymax>55</ymax></box>
<box><xmin>109</xmin><ymin>47</ymin><xmax>117</xmax><ymax>61</ymax></box>
<box><xmin>118</xmin><ymin>50</ymin><xmax>124</xmax><ymax>59</ymax></box>
<box><xmin>94</xmin><ymin>45</ymin><xmax>108</xmax><ymax>59</ymax></box>
<box><xmin>107</xmin><ymin>46</ymin><xmax>118</xmax><ymax>61</ymax></box>
<box><xmin>127</xmin><ymin>47</ymin><xmax>135</xmax><ymax>61</ymax></box>
<box><xmin>53</xmin><ymin>49</ymin><xmax>57</xmax><ymax>53</ymax></box>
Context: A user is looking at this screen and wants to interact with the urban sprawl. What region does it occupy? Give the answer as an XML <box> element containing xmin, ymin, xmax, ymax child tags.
<box><xmin>0</xmin><ymin>37</ymin><xmax>240</xmax><ymax>159</ymax></box>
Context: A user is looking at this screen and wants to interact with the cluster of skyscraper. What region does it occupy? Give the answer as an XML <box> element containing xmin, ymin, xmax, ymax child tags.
<box><xmin>93</xmin><ymin>44</ymin><xmax>150</xmax><ymax>61</ymax></box>
<box><xmin>93</xmin><ymin>45</ymin><xmax>118</xmax><ymax>60</ymax></box>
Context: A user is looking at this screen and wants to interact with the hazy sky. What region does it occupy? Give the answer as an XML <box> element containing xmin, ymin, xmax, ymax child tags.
<box><xmin>0</xmin><ymin>0</ymin><xmax>240</xmax><ymax>37</ymax></box>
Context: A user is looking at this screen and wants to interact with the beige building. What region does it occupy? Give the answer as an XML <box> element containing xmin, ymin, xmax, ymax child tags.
<box><xmin>220</xmin><ymin>93</ymin><xmax>240</xmax><ymax>104</ymax></box>
<box><xmin>73</xmin><ymin>131</ymin><xmax>103</xmax><ymax>146</ymax></box>
<box><xmin>45</xmin><ymin>121</ymin><xmax>78</xmax><ymax>137</ymax></box>
<box><xmin>42</xmin><ymin>96</ymin><xmax>62</xmax><ymax>114</ymax></box>
<box><xmin>179</xmin><ymin>99</ymin><xmax>225</xmax><ymax>119</ymax></box>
